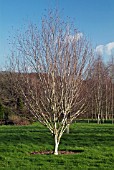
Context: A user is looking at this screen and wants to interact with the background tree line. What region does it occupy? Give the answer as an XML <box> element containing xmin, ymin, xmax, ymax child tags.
<box><xmin>0</xmin><ymin>54</ymin><xmax>114</xmax><ymax>125</ymax></box>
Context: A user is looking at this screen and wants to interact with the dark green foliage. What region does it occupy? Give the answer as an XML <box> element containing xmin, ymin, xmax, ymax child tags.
<box><xmin>17</xmin><ymin>97</ymin><xmax>25</xmax><ymax>112</ymax></box>
<box><xmin>0</xmin><ymin>103</ymin><xmax>12</xmax><ymax>122</ymax></box>
<box><xmin>0</xmin><ymin>103</ymin><xmax>15</xmax><ymax>125</ymax></box>
<box><xmin>0</xmin><ymin>103</ymin><xmax>30</xmax><ymax>125</ymax></box>
<box><xmin>0</xmin><ymin>103</ymin><xmax>4</xmax><ymax>119</ymax></box>
<box><xmin>0</xmin><ymin>123</ymin><xmax>114</xmax><ymax>169</ymax></box>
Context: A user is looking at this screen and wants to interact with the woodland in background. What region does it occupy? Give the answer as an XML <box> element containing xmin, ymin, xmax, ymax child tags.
<box><xmin>0</xmin><ymin>56</ymin><xmax>114</xmax><ymax>125</ymax></box>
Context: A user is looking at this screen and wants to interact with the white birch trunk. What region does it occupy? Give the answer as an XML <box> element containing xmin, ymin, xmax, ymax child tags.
<box><xmin>112</xmin><ymin>83</ymin><xmax>113</xmax><ymax>124</ymax></box>
<box><xmin>105</xmin><ymin>83</ymin><xmax>108</xmax><ymax>121</ymax></box>
<box><xmin>66</xmin><ymin>124</ymin><xmax>70</xmax><ymax>134</ymax></box>
<box><xmin>97</xmin><ymin>114</ymin><xmax>100</xmax><ymax>124</ymax></box>
<box><xmin>54</xmin><ymin>133</ymin><xmax>59</xmax><ymax>155</ymax></box>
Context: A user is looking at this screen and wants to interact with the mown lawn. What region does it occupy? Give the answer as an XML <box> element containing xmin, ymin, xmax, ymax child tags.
<box><xmin>0</xmin><ymin>123</ymin><xmax>114</xmax><ymax>170</ymax></box>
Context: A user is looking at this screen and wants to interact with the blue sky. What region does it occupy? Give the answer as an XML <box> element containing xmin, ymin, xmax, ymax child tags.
<box><xmin>0</xmin><ymin>0</ymin><xmax>114</xmax><ymax>67</ymax></box>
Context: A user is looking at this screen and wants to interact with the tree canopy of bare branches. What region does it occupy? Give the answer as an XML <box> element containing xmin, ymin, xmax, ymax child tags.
<box><xmin>8</xmin><ymin>10</ymin><xmax>93</xmax><ymax>155</ymax></box>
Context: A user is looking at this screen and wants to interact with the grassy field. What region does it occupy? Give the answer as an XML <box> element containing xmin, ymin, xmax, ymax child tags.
<box><xmin>0</xmin><ymin>123</ymin><xmax>114</xmax><ymax>170</ymax></box>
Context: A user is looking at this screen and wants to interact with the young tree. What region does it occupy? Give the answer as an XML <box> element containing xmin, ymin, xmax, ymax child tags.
<box><xmin>88</xmin><ymin>56</ymin><xmax>108</xmax><ymax>123</ymax></box>
<box><xmin>108</xmin><ymin>56</ymin><xmax>114</xmax><ymax>123</ymax></box>
<box><xmin>86</xmin><ymin>55</ymin><xmax>114</xmax><ymax>123</ymax></box>
<box><xmin>9</xmin><ymin>10</ymin><xmax>93</xmax><ymax>155</ymax></box>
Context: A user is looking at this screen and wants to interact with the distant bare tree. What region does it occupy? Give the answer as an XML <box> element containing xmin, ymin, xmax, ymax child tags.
<box><xmin>108</xmin><ymin>56</ymin><xmax>114</xmax><ymax>123</ymax></box>
<box><xmin>9</xmin><ymin>10</ymin><xmax>93</xmax><ymax>155</ymax></box>
<box><xmin>86</xmin><ymin>55</ymin><xmax>114</xmax><ymax>123</ymax></box>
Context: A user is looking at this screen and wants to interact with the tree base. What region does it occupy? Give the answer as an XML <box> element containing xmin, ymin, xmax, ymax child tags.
<box><xmin>30</xmin><ymin>150</ymin><xmax>84</xmax><ymax>155</ymax></box>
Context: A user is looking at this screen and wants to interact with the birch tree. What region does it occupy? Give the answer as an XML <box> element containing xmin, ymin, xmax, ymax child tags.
<box><xmin>108</xmin><ymin>56</ymin><xmax>114</xmax><ymax>123</ymax></box>
<box><xmin>9</xmin><ymin>10</ymin><xmax>93</xmax><ymax>155</ymax></box>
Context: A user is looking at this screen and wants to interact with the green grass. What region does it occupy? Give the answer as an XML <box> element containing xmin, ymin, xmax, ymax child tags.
<box><xmin>0</xmin><ymin>123</ymin><xmax>114</xmax><ymax>170</ymax></box>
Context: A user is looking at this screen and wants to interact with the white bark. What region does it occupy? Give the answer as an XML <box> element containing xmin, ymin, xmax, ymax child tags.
<box><xmin>54</xmin><ymin>133</ymin><xmax>59</xmax><ymax>155</ymax></box>
<box><xmin>97</xmin><ymin>114</ymin><xmax>100</xmax><ymax>124</ymax></box>
<box><xmin>66</xmin><ymin>124</ymin><xmax>70</xmax><ymax>134</ymax></box>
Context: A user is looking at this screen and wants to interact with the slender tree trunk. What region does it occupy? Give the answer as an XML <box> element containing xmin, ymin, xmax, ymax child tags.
<box><xmin>105</xmin><ymin>83</ymin><xmax>108</xmax><ymax>121</ymax></box>
<box><xmin>54</xmin><ymin>133</ymin><xmax>59</xmax><ymax>155</ymax></box>
<box><xmin>92</xmin><ymin>97</ymin><xmax>94</xmax><ymax>121</ymax></box>
<box><xmin>66</xmin><ymin>124</ymin><xmax>70</xmax><ymax>134</ymax></box>
<box><xmin>97</xmin><ymin>114</ymin><xmax>100</xmax><ymax>124</ymax></box>
<box><xmin>112</xmin><ymin>83</ymin><xmax>113</xmax><ymax>124</ymax></box>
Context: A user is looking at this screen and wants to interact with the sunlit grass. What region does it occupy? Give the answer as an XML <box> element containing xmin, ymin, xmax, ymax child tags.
<box><xmin>0</xmin><ymin>123</ymin><xmax>114</xmax><ymax>170</ymax></box>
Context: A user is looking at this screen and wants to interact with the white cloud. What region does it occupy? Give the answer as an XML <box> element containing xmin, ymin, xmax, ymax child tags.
<box><xmin>105</xmin><ymin>42</ymin><xmax>114</xmax><ymax>55</ymax></box>
<box><xmin>65</xmin><ymin>32</ymin><xmax>83</xmax><ymax>42</ymax></box>
<box><xmin>74</xmin><ymin>32</ymin><xmax>83</xmax><ymax>41</ymax></box>
<box><xmin>54</xmin><ymin>32</ymin><xmax>83</xmax><ymax>47</ymax></box>
<box><xmin>95</xmin><ymin>42</ymin><xmax>114</xmax><ymax>56</ymax></box>
<box><xmin>95</xmin><ymin>45</ymin><xmax>104</xmax><ymax>55</ymax></box>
